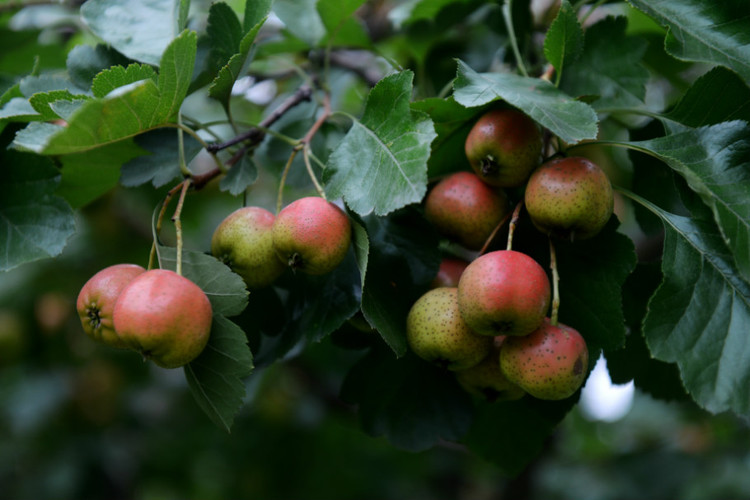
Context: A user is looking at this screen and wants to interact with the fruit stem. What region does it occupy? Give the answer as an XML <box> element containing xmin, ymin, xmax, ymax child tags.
<box><xmin>479</xmin><ymin>210</ymin><xmax>513</xmax><ymax>255</ymax></box>
<box><xmin>148</xmin><ymin>183</ymin><xmax>183</xmax><ymax>270</ymax></box>
<box><xmin>171</xmin><ymin>179</ymin><xmax>192</xmax><ymax>277</ymax></box>
<box><xmin>303</xmin><ymin>146</ymin><xmax>327</xmax><ymax>200</ymax></box>
<box><xmin>506</xmin><ymin>200</ymin><xmax>524</xmax><ymax>251</ymax></box>
<box><xmin>276</xmin><ymin>147</ymin><xmax>301</xmax><ymax>214</ymax></box>
<box><xmin>549</xmin><ymin>238</ymin><xmax>560</xmax><ymax>326</ymax></box>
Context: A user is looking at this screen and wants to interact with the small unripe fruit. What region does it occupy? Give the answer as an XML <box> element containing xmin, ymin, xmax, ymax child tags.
<box><xmin>406</xmin><ymin>287</ymin><xmax>493</xmax><ymax>371</ymax></box>
<box><xmin>211</xmin><ymin>206</ymin><xmax>286</xmax><ymax>289</ymax></box>
<box><xmin>457</xmin><ymin>250</ymin><xmax>550</xmax><ymax>337</ymax></box>
<box><xmin>76</xmin><ymin>264</ymin><xmax>146</xmax><ymax>348</ymax></box>
<box><xmin>455</xmin><ymin>336</ymin><xmax>526</xmax><ymax>402</ymax></box>
<box><xmin>424</xmin><ymin>171</ymin><xmax>510</xmax><ymax>250</ymax></box>
<box><xmin>113</xmin><ymin>269</ymin><xmax>212</xmax><ymax>369</ymax></box>
<box><xmin>273</xmin><ymin>197</ymin><xmax>352</xmax><ymax>275</ymax></box>
<box><xmin>431</xmin><ymin>257</ymin><xmax>469</xmax><ymax>288</ymax></box>
<box><xmin>465</xmin><ymin>109</ymin><xmax>542</xmax><ymax>187</ymax></box>
<box><xmin>500</xmin><ymin>318</ymin><xmax>589</xmax><ymax>400</ymax></box>
<box><xmin>524</xmin><ymin>156</ymin><xmax>614</xmax><ymax>240</ymax></box>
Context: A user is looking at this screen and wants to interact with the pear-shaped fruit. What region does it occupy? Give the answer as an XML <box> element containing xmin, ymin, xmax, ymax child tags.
<box><xmin>113</xmin><ymin>269</ymin><xmax>212</xmax><ymax>369</ymax></box>
<box><xmin>406</xmin><ymin>287</ymin><xmax>492</xmax><ymax>371</ymax></box>
<box><xmin>424</xmin><ymin>171</ymin><xmax>510</xmax><ymax>250</ymax></box>
<box><xmin>465</xmin><ymin>109</ymin><xmax>542</xmax><ymax>187</ymax></box>
<box><xmin>273</xmin><ymin>197</ymin><xmax>352</xmax><ymax>275</ymax></box>
<box><xmin>211</xmin><ymin>206</ymin><xmax>286</xmax><ymax>289</ymax></box>
<box><xmin>455</xmin><ymin>336</ymin><xmax>526</xmax><ymax>402</ymax></box>
<box><xmin>500</xmin><ymin>318</ymin><xmax>589</xmax><ymax>400</ymax></box>
<box><xmin>457</xmin><ymin>250</ymin><xmax>550</xmax><ymax>337</ymax></box>
<box><xmin>76</xmin><ymin>263</ymin><xmax>146</xmax><ymax>348</ymax></box>
<box><xmin>524</xmin><ymin>156</ymin><xmax>614</xmax><ymax>240</ymax></box>
<box><xmin>431</xmin><ymin>257</ymin><xmax>469</xmax><ymax>288</ymax></box>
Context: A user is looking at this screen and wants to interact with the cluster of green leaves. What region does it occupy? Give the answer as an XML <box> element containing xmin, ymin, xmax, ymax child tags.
<box><xmin>1</xmin><ymin>0</ymin><xmax>749</xmax><ymax>474</ymax></box>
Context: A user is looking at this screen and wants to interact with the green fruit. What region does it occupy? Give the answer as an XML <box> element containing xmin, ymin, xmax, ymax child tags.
<box><xmin>406</xmin><ymin>287</ymin><xmax>492</xmax><ymax>371</ymax></box>
<box><xmin>113</xmin><ymin>269</ymin><xmax>212</xmax><ymax>369</ymax></box>
<box><xmin>431</xmin><ymin>257</ymin><xmax>469</xmax><ymax>288</ymax></box>
<box><xmin>76</xmin><ymin>263</ymin><xmax>146</xmax><ymax>348</ymax></box>
<box><xmin>455</xmin><ymin>336</ymin><xmax>526</xmax><ymax>402</ymax></box>
<box><xmin>272</xmin><ymin>197</ymin><xmax>352</xmax><ymax>275</ymax></box>
<box><xmin>457</xmin><ymin>250</ymin><xmax>550</xmax><ymax>337</ymax></box>
<box><xmin>465</xmin><ymin>109</ymin><xmax>542</xmax><ymax>187</ymax></box>
<box><xmin>211</xmin><ymin>206</ymin><xmax>286</xmax><ymax>289</ymax></box>
<box><xmin>500</xmin><ymin>318</ymin><xmax>589</xmax><ymax>400</ymax></box>
<box><xmin>524</xmin><ymin>156</ymin><xmax>614</xmax><ymax>240</ymax></box>
<box><xmin>424</xmin><ymin>171</ymin><xmax>510</xmax><ymax>250</ymax></box>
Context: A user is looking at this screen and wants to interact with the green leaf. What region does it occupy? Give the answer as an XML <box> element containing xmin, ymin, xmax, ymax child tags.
<box><xmin>273</xmin><ymin>0</ymin><xmax>326</xmax><ymax>47</ymax></box>
<box><xmin>91</xmin><ymin>64</ymin><xmax>158</xmax><ymax>98</ymax></box>
<box><xmin>29</xmin><ymin>91</ymin><xmax>89</xmax><ymax>121</ymax></box>
<box><xmin>664</xmin><ymin>66</ymin><xmax>750</xmax><ymax>129</ymax></box>
<box><xmin>561</xmin><ymin>16</ymin><xmax>649</xmax><ymax>111</ymax></box>
<box><xmin>207</xmin><ymin>2</ymin><xmax>243</xmax><ymax>66</ymax></box>
<box><xmin>120</xmin><ymin>128</ymin><xmax>203</xmax><ymax>188</ymax></box>
<box><xmin>244</xmin><ymin>0</ymin><xmax>273</xmax><ymax>32</ymax></box>
<box><xmin>0</xmin><ymin>97</ymin><xmax>39</xmax><ymax>122</ymax></box>
<box><xmin>324</xmin><ymin>71</ymin><xmax>437</xmax><ymax>216</ymax></box>
<box><xmin>341</xmin><ymin>347</ymin><xmax>475</xmax><ymax>451</ymax></box>
<box><xmin>628</xmin><ymin>0</ymin><xmax>750</xmax><ymax>84</ymax></box>
<box><xmin>13</xmin><ymin>31</ymin><xmax>197</xmax><ymax>155</ymax></box>
<box><xmin>0</xmin><ymin>150</ymin><xmax>76</xmax><ymax>271</ymax></box>
<box><xmin>317</xmin><ymin>0</ymin><xmax>370</xmax><ymax>47</ymax></box>
<box><xmin>57</xmin><ymin>139</ymin><xmax>146</xmax><ymax>209</ymax></box>
<box><xmin>463</xmin><ymin>397</ymin><xmax>576</xmax><ymax>475</ymax></box>
<box><xmin>631</xmin><ymin>191</ymin><xmax>750</xmax><ymax>416</ymax></box>
<box><xmin>359</xmin><ymin>209</ymin><xmax>441</xmax><ymax>356</ymax></box>
<box><xmin>453</xmin><ymin>60</ymin><xmax>598</xmax><ymax>144</ymax></box>
<box><xmin>66</xmin><ymin>44</ymin><xmax>132</xmax><ymax>90</ymax></box>
<box><xmin>543</xmin><ymin>0</ymin><xmax>583</xmax><ymax>80</ymax></box>
<box><xmin>81</xmin><ymin>0</ymin><xmax>186</xmax><ymax>66</ymax></box>
<box><xmin>157</xmin><ymin>247</ymin><xmax>249</xmax><ymax>318</ymax></box>
<box><xmin>184</xmin><ymin>315</ymin><xmax>253</xmax><ymax>432</ymax></box>
<box><xmin>625</xmin><ymin>121</ymin><xmax>750</xmax><ymax>284</ymax></box>
<box><xmin>219</xmin><ymin>154</ymin><xmax>258</xmax><ymax>195</ymax></box>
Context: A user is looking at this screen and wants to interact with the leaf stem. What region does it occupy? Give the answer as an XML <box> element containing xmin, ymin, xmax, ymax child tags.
<box><xmin>171</xmin><ymin>179</ymin><xmax>192</xmax><ymax>277</ymax></box>
<box><xmin>506</xmin><ymin>200</ymin><xmax>524</xmax><ymax>251</ymax></box>
<box><xmin>503</xmin><ymin>0</ymin><xmax>529</xmax><ymax>77</ymax></box>
<box><xmin>177</xmin><ymin>113</ymin><xmax>190</xmax><ymax>177</ymax></box>
<box><xmin>549</xmin><ymin>238</ymin><xmax>560</xmax><ymax>326</ymax></box>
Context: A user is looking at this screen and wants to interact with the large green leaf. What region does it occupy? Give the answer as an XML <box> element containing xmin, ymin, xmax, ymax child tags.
<box><xmin>65</xmin><ymin>44</ymin><xmax>132</xmax><ymax>90</ymax></box>
<box><xmin>91</xmin><ymin>64</ymin><xmax>157</xmax><ymax>98</ymax></box>
<box><xmin>628</xmin><ymin>0</ymin><xmax>750</xmax><ymax>84</ymax></box>
<box><xmin>81</xmin><ymin>0</ymin><xmax>186</xmax><ymax>66</ymax></box>
<box><xmin>207</xmin><ymin>2</ymin><xmax>243</xmax><ymax>67</ymax></box>
<box><xmin>561</xmin><ymin>16</ymin><xmax>649</xmax><ymax>111</ymax></box>
<box><xmin>543</xmin><ymin>0</ymin><xmax>583</xmax><ymax>82</ymax></box>
<box><xmin>624</xmin><ymin>121</ymin><xmax>750</xmax><ymax>284</ymax></box>
<box><xmin>273</xmin><ymin>0</ymin><xmax>326</xmax><ymax>47</ymax></box>
<box><xmin>341</xmin><ymin>347</ymin><xmax>475</xmax><ymax>452</ymax></box>
<box><xmin>13</xmin><ymin>31</ymin><xmax>197</xmax><ymax>155</ymax></box>
<box><xmin>324</xmin><ymin>71</ymin><xmax>437</xmax><ymax>216</ymax></box>
<box><xmin>0</xmin><ymin>150</ymin><xmax>76</xmax><ymax>271</ymax></box>
<box><xmin>184</xmin><ymin>315</ymin><xmax>253</xmax><ymax>432</ymax></box>
<box><xmin>120</xmin><ymin>128</ymin><xmax>203</xmax><ymax>188</ymax></box>
<box><xmin>631</xmin><ymin>192</ymin><xmax>750</xmax><ymax>416</ymax></box>
<box><xmin>453</xmin><ymin>60</ymin><xmax>598</xmax><ymax>144</ymax></box>
<box><xmin>317</xmin><ymin>0</ymin><xmax>370</xmax><ymax>47</ymax></box>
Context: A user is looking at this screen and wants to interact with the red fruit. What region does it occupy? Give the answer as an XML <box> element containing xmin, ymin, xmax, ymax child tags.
<box><xmin>500</xmin><ymin>318</ymin><xmax>589</xmax><ymax>400</ymax></box>
<box><xmin>272</xmin><ymin>197</ymin><xmax>352</xmax><ymax>275</ymax></box>
<box><xmin>431</xmin><ymin>257</ymin><xmax>470</xmax><ymax>288</ymax></box>
<box><xmin>455</xmin><ymin>336</ymin><xmax>526</xmax><ymax>402</ymax></box>
<box><xmin>524</xmin><ymin>156</ymin><xmax>614</xmax><ymax>240</ymax></box>
<box><xmin>457</xmin><ymin>250</ymin><xmax>550</xmax><ymax>337</ymax></box>
<box><xmin>76</xmin><ymin>263</ymin><xmax>146</xmax><ymax>348</ymax></box>
<box><xmin>113</xmin><ymin>269</ymin><xmax>212</xmax><ymax>369</ymax></box>
<box><xmin>424</xmin><ymin>171</ymin><xmax>510</xmax><ymax>250</ymax></box>
<box><xmin>464</xmin><ymin>109</ymin><xmax>542</xmax><ymax>187</ymax></box>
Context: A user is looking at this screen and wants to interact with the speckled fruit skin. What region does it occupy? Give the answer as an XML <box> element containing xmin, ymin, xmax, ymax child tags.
<box><xmin>76</xmin><ymin>264</ymin><xmax>146</xmax><ymax>348</ymax></box>
<box><xmin>465</xmin><ymin>109</ymin><xmax>542</xmax><ymax>187</ymax></box>
<box><xmin>500</xmin><ymin>318</ymin><xmax>589</xmax><ymax>400</ymax></box>
<box><xmin>406</xmin><ymin>287</ymin><xmax>492</xmax><ymax>371</ymax></box>
<box><xmin>272</xmin><ymin>197</ymin><xmax>352</xmax><ymax>275</ymax></box>
<box><xmin>113</xmin><ymin>269</ymin><xmax>212</xmax><ymax>369</ymax></box>
<box><xmin>524</xmin><ymin>156</ymin><xmax>614</xmax><ymax>240</ymax></box>
<box><xmin>431</xmin><ymin>257</ymin><xmax>470</xmax><ymax>288</ymax></box>
<box><xmin>424</xmin><ymin>171</ymin><xmax>510</xmax><ymax>250</ymax></box>
<box><xmin>455</xmin><ymin>336</ymin><xmax>526</xmax><ymax>402</ymax></box>
<box><xmin>211</xmin><ymin>206</ymin><xmax>286</xmax><ymax>289</ymax></box>
<box><xmin>457</xmin><ymin>250</ymin><xmax>550</xmax><ymax>337</ymax></box>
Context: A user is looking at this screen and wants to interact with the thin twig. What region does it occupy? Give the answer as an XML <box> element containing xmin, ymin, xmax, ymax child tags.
<box><xmin>549</xmin><ymin>238</ymin><xmax>560</xmax><ymax>326</ymax></box>
<box><xmin>479</xmin><ymin>210</ymin><xmax>513</xmax><ymax>256</ymax></box>
<box><xmin>276</xmin><ymin>146</ymin><xmax>301</xmax><ymax>214</ymax></box>
<box><xmin>506</xmin><ymin>200</ymin><xmax>524</xmax><ymax>251</ymax></box>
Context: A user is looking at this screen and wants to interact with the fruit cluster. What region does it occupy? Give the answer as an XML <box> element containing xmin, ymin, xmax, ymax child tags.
<box><xmin>408</xmin><ymin>107</ymin><xmax>613</xmax><ymax>402</ymax></box>
<box><xmin>211</xmin><ymin>196</ymin><xmax>352</xmax><ymax>289</ymax></box>
<box><xmin>76</xmin><ymin>265</ymin><xmax>212</xmax><ymax>369</ymax></box>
